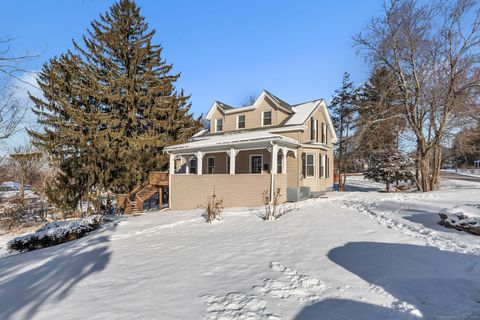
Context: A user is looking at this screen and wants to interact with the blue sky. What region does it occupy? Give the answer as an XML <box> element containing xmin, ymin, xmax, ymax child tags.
<box><xmin>1</xmin><ymin>0</ymin><xmax>381</xmax><ymax>148</ymax></box>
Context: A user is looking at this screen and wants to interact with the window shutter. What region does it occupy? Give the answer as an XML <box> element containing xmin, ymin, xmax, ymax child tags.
<box><xmin>316</xmin><ymin>120</ymin><xmax>319</xmax><ymax>142</ymax></box>
<box><xmin>301</xmin><ymin>153</ymin><xmax>306</xmax><ymax>178</ymax></box>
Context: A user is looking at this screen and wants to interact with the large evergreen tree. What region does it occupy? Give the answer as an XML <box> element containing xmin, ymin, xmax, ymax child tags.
<box><xmin>356</xmin><ymin>68</ymin><xmax>405</xmax><ymax>159</ymax></box>
<box><xmin>330</xmin><ymin>72</ymin><xmax>357</xmax><ymax>191</ymax></box>
<box><xmin>30</xmin><ymin>0</ymin><xmax>199</xmax><ymax>210</ymax></box>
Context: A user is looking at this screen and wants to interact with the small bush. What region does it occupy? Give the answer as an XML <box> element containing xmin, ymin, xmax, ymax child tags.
<box><xmin>7</xmin><ymin>215</ymin><xmax>103</xmax><ymax>251</ymax></box>
<box><xmin>203</xmin><ymin>190</ymin><xmax>223</xmax><ymax>223</ymax></box>
<box><xmin>262</xmin><ymin>187</ymin><xmax>282</xmax><ymax>221</ymax></box>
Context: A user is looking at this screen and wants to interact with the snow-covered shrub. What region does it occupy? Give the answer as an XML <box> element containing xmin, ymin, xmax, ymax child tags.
<box><xmin>202</xmin><ymin>190</ymin><xmax>223</xmax><ymax>223</ymax></box>
<box><xmin>364</xmin><ymin>149</ymin><xmax>415</xmax><ymax>192</ymax></box>
<box><xmin>7</xmin><ymin>215</ymin><xmax>104</xmax><ymax>251</ymax></box>
<box><xmin>439</xmin><ymin>206</ymin><xmax>480</xmax><ymax>235</ymax></box>
<box><xmin>262</xmin><ymin>188</ymin><xmax>282</xmax><ymax>220</ymax></box>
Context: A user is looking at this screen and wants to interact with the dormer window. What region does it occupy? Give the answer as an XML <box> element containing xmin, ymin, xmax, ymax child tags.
<box><xmin>262</xmin><ymin>111</ymin><xmax>272</xmax><ymax>126</ymax></box>
<box><xmin>215</xmin><ymin>119</ymin><xmax>223</xmax><ymax>132</ymax></box>
<box><xmin>237</xmin><ymin>115</ymin><xmax>245</xmax><ymax>129</ymax></box>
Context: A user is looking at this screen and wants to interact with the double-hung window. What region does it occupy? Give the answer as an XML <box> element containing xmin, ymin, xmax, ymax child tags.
<box><xmin>237</xmin><ymin>115</ymin><xmax>245</xmax><ymax>129</ymax></box>
<box><xmin>262</xmin><ymin>111</ymin><xmax>272</xmax><ymax>126</ymax></box>
<box><xmin>320</xmin><ymin>154</ymin><xmax>326</xmax><ymax>178</ymax></box>
<box><xmin>277</xmin><ymin>152</ymin><xmax>283</xmax><ymax>174</ymax></box>
<box><xmin>189</xmin><ymin>158</ymin><xmax>197</xmax><ymax>174</ymax></box>
<box><xmin>215</xmin><ymin>119</ymin><xmax>223</xmax><ymax>132</ymax></box>
<box><xmin>311</xmin><ymin>118</ymin><xmax>318</xmax><ymax>142</ymax></box>
<box><xmin>207</xmin><ymin>157</ymin><xmax>215</xmax><ymax>174</ymax></box>
<box><xmin>303</xmin><ymin>153</ymin><xmax>315</xmax><ymax>178</ymax></box>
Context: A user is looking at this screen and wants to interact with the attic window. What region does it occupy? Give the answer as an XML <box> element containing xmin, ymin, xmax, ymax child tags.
<box><xmin>215</xmin><ymin>119</ymin><xmax>223</xmax><ymax>132</ymax></box>
<box><xmin>237</xmin><ymin>115</ymin><xmax>245</xmax><ymax>129</ymax></box>
<box><xmin>262</xmin><ymin>111</ymin><xmax>272</xmax><ymax>126</ymax></box>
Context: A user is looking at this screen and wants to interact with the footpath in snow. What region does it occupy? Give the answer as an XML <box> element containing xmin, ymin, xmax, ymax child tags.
<box><xmin>0</xmin><ymin>177</ymin><xmax>479</xmax><ymax>319</ymax></box>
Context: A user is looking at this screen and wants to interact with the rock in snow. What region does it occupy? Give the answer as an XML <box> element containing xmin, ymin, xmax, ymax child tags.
<box><xmin>439</xmin><ymin>205</ymin><xmax>480</xmax><ymax>235</ymax></box>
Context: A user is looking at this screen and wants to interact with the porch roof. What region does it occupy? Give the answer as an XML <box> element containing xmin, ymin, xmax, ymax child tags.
<box><xmin>164</xmin><ymin>131</ymin><xmax>299</xmax><ymax>154</ymax></box>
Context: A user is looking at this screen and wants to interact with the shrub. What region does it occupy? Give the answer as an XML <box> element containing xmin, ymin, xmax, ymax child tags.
<box><xmin>203</xmin><ymin>189</ymin><xmax>223</xmax><ymax>223</ymax></box>
<box><xmin>7</xmin><ymin>215</ymin><xmax>103</xmax><ymax>251</ymax></box>
<box><xmin>262</xmin><ymin>187</ymin><xmax>282</xmax><ymax>221</ymax></box>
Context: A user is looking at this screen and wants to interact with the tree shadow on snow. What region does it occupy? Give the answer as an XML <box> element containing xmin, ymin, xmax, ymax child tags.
<box><xmin>326</xmin><ymin>242</ymin><xmax>480</xmax><ymax>319</ymax></box>
<box><xmin>294</xmin><ymin>298</ymin><xmax>414</xmax><ymax>320</ymax></box>
<box><xmin>0</xmin><ymin>224</ymin><xmax>115</xmax><ymax>320</ymax></box>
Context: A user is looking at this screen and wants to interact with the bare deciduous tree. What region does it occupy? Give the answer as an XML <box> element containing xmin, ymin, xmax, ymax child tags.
<box><xmin>355</xmin><ymin>0</ymin><xmax>480</xmax><ymax>191</ymax></box>
<box><xmin>0</xmin><ymin>77</ymin><xmax>25</xmax><ymax>141</ymax></box>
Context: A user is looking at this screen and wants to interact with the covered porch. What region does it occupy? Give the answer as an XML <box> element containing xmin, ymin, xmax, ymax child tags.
<box><xmin>164</xmin><ymin>132</ymin><xmax>299</xmax><ymax>210</ymax></box>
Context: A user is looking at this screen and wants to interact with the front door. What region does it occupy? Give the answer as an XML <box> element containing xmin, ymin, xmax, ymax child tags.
<box><xmin>251</xmin><ymin>155</ymin><xmax>262</xmax><ymax>174</ymax></box>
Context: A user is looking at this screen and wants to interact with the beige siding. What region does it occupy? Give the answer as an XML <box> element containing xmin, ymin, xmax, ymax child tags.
<box><xmin>286</xmin><ymin>154</ymin><xmax>299</xmax><ymax>187</ymax></box>
<box><xmin>209</xmin><ymin>97</ymin><xmax>291</xmax><ymax>133</ymax></box>
<box><xmin>274</xmin><ymin>173</ymin><xmax>288</xmax><ymax>203</ymax></box>
<box><xmin>171</xmin><ymin>174</ymin><xmax>288</xmax><ymax>210</ymax></box>
<box><xmin>298</xmin><ymin>147</ymin><xmax>334</xmax><ymax>192</ymax></box>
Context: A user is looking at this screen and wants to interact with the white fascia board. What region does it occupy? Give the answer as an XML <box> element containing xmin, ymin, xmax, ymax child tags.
<box><xmin>319</xmin><ymin>100</ymin><xmax>338</xmax><ymax>143</ymax></box>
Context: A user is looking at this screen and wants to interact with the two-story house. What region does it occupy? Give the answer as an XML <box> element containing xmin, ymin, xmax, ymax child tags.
<box><xmin>164</xmin><ymin>90</ymin><xmax>337</xmax><ymax>210</ymax></box>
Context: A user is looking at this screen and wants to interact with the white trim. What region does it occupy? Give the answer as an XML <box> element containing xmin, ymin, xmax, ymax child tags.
<box><xmin>262</xmin><ymin>110</ymin><xmax>272</xmax><ymax>127</ymax></box>
<box><xmin>188</xmin><ymin>156</ymin><xmax>197</xmax><ymax>175</ymax></box>
<box><xmin>305</xmin><ymin>153</ymin><xmax>315</xmax><ymax>178</ymax></box>
<box><xmin>215</xmin><ymin>118</ymin><xmax>223</xmax><ymax>132</ymax></box>
<box><xmin>205</xmin><ymin>90</ymin><xmax>292</xmax><ymax>121</ymax></box>
<box><xmin>249</xmin><ymin>154</ymin><xmax>264</xmax><ymax>174</ymax></box>
<box><xmin>319</xmin><ymin>100</ymin><xmax>337</xmax><ymax>143</ymax></box>
<box><xmin>236</xmin><ymin>114</ymin><xmax>246</xmax><ymax>130</ymax></box>
<box><xmin>207</xmin><ymin>156</ymin><xmax>215</xmax><ymax>174</ymax></box>
<box><xmin>320</xmin><ymin>154</ymin><xmax>326</xmax><ymax>178</ymax></box>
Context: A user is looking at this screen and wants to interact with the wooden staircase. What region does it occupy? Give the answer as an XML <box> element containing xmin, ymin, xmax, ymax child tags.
<box><xmin>117</xmin><ymin>172</ymin><xmax>169</xmax><ymax>215</ymax></box>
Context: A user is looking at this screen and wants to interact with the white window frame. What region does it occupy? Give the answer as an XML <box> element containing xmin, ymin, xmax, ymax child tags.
<box><xmin>320</xmin><ymin>154</ymin><xmax>326</xmax><ymax>178</ymax></box>
<box><xmin>249</xmin><ymin>154</ymin><xmax>263</xmax><ymax>174</ymax></box>
<box><xmin>189</xmin><ymin>156</ymin><xmax>197</xmax><ymax>174</ymax></box>
<box><xmin>262</xmin><ymin>110</ymin><xmax>272</xmax><ymax>127</ymax></box>
<box><xmin>322</xmin><ymin>123</ymin><xmax>327</xmax><ymax>144</ymax></box>
<box><xmin>215</xmin><ymin>118</ymin><xmax>223</xmax><ymax>132</ymax></box>
<box><xmin>236</xmin><ymin>114</ymin><xmax>246</xmax><ymax>129</ymax></box>
<box><xmin>277</xmin><ymin>151</ymin><xmax>283</xmax><ymax>174</ymax></box>
<box><xmin>311</xmin><ymin>118</ymin><xmax>318</xmax><ymax>142</ymax></box>
<box><xmin>305</xmin><ymin>153</ymin><xmax>315</xmax><ymax>178</ymax></box>
<box><xmin>207</xmin><ymin>156</ymin><xmax>215</xmax><ymax>174</ymax></box>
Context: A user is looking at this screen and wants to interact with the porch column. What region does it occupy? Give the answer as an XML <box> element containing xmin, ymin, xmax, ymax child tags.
<box><xmin>169</xmin><ymin>153</ymin><xmax>175</xmax><ymax>175</ymax></box>
<box><xmin>196</xmin><ymin>151</ymin><xmax>204</xmax><ymax>175</ymax></box>
<box><xmin>271</xmin><ymin>144</ymin><xmax>279</xmax><ymax>174</ymax></box>
<box><xmin>281</xmin><ymin>147</ymin><xmax>287</xmax><ymax>174</ymax></box>
<box><xmin>185</xmin><ymin>155</ymin><xmax>190</xmax><ymax>175</ymax></box>
<box><xmin>227</xmin><ymin>148</ymin><xmax>239</xmax><ymax>175</ymax></box>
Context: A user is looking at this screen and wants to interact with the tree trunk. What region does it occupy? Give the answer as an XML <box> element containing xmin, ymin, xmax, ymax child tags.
<box><xmin>430</xmin><ymin>143</ymin><xmax>442</xmax><ymax>189</ymax></box>
<box><xmin>419</xmin><ymin>151</ymin><xmax>432</xmax><ymax>192</ymax></box>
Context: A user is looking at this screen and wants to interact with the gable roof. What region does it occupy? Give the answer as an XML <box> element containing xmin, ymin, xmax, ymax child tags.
<box><xmin>206</xmin><ymin>90</ymin><xmax>293</xmax><ymax>120</ymax></box>
<box><xmin>202</xmin><ymin>90</ymin><xmax>338</xmax><ymax>143</ymax></box>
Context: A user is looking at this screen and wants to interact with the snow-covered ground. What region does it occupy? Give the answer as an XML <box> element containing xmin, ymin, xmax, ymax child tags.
<box><xmin>0</xmin><ymin>177</ymin><xmax>479</xmax><ymax>320</ymax></box>
<box><xmin>443</xmin><ymin>168</ymin><xmax>480</xmax><ymax>178</ymax></box>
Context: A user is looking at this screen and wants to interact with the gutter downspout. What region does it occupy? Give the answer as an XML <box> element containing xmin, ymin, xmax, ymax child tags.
<box><xmin>270</xmin><ymin>141</ymin><xmax>275</xmax><ymax>203</ymax></box>
<box><xmin>165</xmin><ymin>151</ymin><xmax>172</xmax><ymax>209</ymax></box>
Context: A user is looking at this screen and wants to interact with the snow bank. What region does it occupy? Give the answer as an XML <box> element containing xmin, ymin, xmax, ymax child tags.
<box><xmin>7</xmin><ymin>215</ymin><xmax>103</xmax><ymax>251</ymax></box>
<box><xmin>439</xmin><ymin>205</ymin><xmax>480</xmax><ymax>235</ymax></box>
